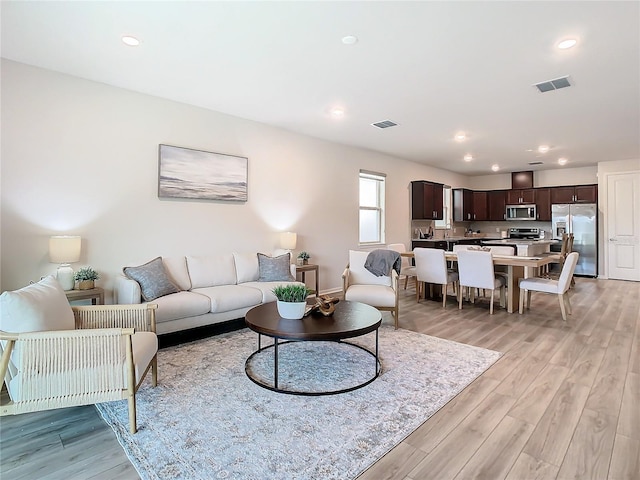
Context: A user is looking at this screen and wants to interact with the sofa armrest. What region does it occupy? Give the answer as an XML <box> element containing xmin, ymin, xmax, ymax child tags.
<box><xmin>114</xmin><ymin>275</ymin><xmax>142</xmax><ymax>304</ymax></box>
<box><xmin>290</xmin><ymin>263</ymin><xmax>296</xmax><ymax>277</ymax></box>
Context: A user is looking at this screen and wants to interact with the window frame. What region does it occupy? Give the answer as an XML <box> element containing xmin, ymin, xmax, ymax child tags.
<box><xmin>434</xmin><ymin>185</ymin><xmax>452</xmax><ymax>230</ymax></box>
<box><xmin>359</xmin><ymin>170</ymin><xmax>386</xmax><ymax>245</ymax></box>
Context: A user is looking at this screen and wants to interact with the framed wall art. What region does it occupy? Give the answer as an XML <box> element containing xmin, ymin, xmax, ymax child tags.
<box><xmin>158</xmin><ymin>144</ymin><xmax>248</xmax><ymax>202</ymax></box>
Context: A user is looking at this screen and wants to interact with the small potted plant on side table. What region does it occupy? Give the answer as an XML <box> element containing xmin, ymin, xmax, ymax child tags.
<box><xmin>297</xmin><ymin>251</ymin><xmax>310</xmax><ymax>266</ymax></box>
<box><xmin>272</xmin><ymin>284</ymin><xmax>309</xmax><ymax>319</ymax></box>
<box><xmin>74</xmin><ymin>267</ymin><xmax>99</xmax><ymax>290</ymax></box>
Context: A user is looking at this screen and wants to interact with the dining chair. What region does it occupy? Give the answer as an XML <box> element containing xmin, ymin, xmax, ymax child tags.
<box><xmin>413</xmin><ymin>247</ymin><xmax>459</xmax><ymax>308</ymax></box>
<box><xmin>387</xmin><ymin>243</ymin><xmax>416</xmax><ymax>290</ymax></box>
<box><xmin>519</xmin><ymin>252</ymin><xmax>579</xmax><ymax>321</ymax></box>
<box><xmin>456</xmin><ymin>249</ymin><xmax>506</xmax><ymax>314</ymax></box>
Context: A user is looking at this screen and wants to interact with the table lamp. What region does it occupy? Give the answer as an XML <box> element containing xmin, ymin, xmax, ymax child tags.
<box><xmin>49</xmin><ymin>235</ymin><xmax>81</xmax><ymax>290</ymax></box>
<box><xmin>272</xmin><ymin>231</ymin><xmax>297</xmax><ymax>258</ymax></box>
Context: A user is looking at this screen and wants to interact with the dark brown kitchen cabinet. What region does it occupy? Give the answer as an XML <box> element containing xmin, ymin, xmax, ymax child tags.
<box><xmin>506</xmin><ymin>189</ymin><xmax>535</xmax><ymax>205</ymax></box>
<box><xmin>473</xmin><ymin>191</ymin><xmax>488</xmax><ymax>221</ymax></box>
<box><xmin>411</xmin><ymin>181</ymin><xmax>444</xmax><ymax>220</ymax></box>
<box><xmin>488</xmin><ymin>190</ymin><xmax>507</xmax><ymax>221</ymax></box>
<box><xmin>453</xmin><ymin>188</ymin><xmax>474</xmax><ymax>221</ymax></box>
<box><xmin>550</xmin><ymin>184</ymin><xmax>597</xmax><ymax>204</ymax></box>
<box><xmin>535</xmin><ymin>187</ymin><xmax>551</xmax><ymax>221</ymax></box>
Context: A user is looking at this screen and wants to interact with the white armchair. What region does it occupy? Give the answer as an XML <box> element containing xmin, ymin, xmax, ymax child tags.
<box><xmin>342</xmin><ymin>250</ymin><xmax>399</xmax><ymax>328</ymax></box>
<box><xmin>0</xmin><ymin>276</ymin><xmax>158</xmax><ymax>434</ymax></box>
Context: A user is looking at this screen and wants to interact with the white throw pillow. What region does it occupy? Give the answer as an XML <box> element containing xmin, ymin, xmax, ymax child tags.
<box><xmin>233</xmin><ymin>252</ymin><xmax>260</xmax><ymax>284</ymax></box>
<box><xmin>0</xmin><ymin>275</ymin><xmax>75</xmax><ymax>333</ymax></box>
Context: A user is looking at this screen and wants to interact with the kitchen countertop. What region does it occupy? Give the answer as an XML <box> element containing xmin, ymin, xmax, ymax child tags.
<box><xmin>482</xmin><ymin>239</ymin><xmax>560</xmax><ymax>245</ymax></box>
<box><xmin>412</xmin><ymin>236</ymin><xmax>502</xmax><ymax>242</ymax></box>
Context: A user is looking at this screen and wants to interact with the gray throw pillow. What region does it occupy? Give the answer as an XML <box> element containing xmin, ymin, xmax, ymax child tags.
<box><xmin>123</xmin><ymin>257</ymin><xmax>180</xmax><ymax>301</ymax></box>
<box><xmin>257</xmin><ymin>253</ymin><xmax>294</xmax><ymax>282</ymax></box>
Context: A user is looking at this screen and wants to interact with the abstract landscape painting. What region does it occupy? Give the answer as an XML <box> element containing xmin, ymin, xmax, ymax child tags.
<box><xmin>158</xmin><ymin>144</ymin><xmax>248</xmax><ymax>201</ymax></box>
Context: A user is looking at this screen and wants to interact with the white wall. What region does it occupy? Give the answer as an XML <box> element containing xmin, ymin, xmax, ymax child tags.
<box><xmin>0</xmin><ymin>60</ymin><xmax>467</xmax><ymax>297</ymax></box>
<box><xmin>470</xmin><ymin>166</ymin><xmax>598</xmax><ymax>190</ymax></box>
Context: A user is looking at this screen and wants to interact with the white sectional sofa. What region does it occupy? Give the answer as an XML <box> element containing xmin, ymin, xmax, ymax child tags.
<box><xmin>114</xmin><ymin>252</ymin><xmax>303</xmax><ymax>335</ymax></box>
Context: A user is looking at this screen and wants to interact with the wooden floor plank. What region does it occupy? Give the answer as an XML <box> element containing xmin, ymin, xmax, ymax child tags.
<box><xmin>505</xmin><ymin>451</ymin><xmax>560</xmax><ymax>480</ymax></box>
<box><xmin>617</xmin><ymin>371</ymin><xmax>640</xmax><ymax>441</ymax></box>
<box><xmin>608</xmin><ymin>434</ymin><xmax>640</xmax><ymax>480</ymax></box>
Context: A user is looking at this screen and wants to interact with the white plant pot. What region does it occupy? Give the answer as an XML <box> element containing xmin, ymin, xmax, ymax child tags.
<box><xmin>276</xmin><ymin>301</ymin><xmax>307</xmax><ymax>320</ymax></box>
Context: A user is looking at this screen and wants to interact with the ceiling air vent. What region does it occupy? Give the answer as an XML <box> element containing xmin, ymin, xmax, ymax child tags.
<box><xmin>534</xmin><ymin>75</ymin><xmax>572</xmax><ymax>93</ymax></box>
<box><xmin>528</xmin><ymin>161</ymin><xmax>544</xmax><ymax>165</ymax></box>
<box><xmin>371</xmin><ymin>120</ymin><xmax>398</xmax><ymax>129</ymax></box>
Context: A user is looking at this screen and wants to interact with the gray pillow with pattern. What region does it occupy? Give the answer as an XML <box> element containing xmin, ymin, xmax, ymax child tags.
<box><xmin>257</xmin><ymin>253</ymin><xmax>294</xmax><ymax>282</ymax></box>
<box><xmin>123</xmin><ymin>257</ymin><xmax>180</xmax><ymax>301</ymax></box>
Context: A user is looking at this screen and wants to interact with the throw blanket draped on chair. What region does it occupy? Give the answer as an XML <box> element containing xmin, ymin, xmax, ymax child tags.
<box><xmin>365</xmin><ymin>249</ymin><xmax>402</xmax><ymax>277</ymax></box>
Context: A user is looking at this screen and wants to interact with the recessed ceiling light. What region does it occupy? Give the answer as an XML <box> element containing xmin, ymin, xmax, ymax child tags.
<box><xmin>557</xmin><ymin>38</ymin><xmax>578</xmax><ymax>50</ymax></box>
<box><xmin>330</xmin><ymin>107</ymin><xmax>345</xmax><ymax>118</ymax></box>
<box><xmin>122</xmin><ymin>35</ymin><xmax>140</xmax><ymax>47</ymax></box>
<box><xmin>341</xmin><ymin>35</ymin><xmax>358</xmax><ymax>45</ymax></box>
<box><xmin>454</xmin><ymin>132</ymin><xmax>467</xmax><ymax>142</ymax></box>
<box><xmin>464</xmin><ymin>154</ymin><xmax>473</xmax><ymax>162</ymax></box>
<box><xmin>491</xmin><ymin>164</ymin><xmax>500</xmax><ymax>172</ymax></box>
<box><xmin>537</xmin><ymin>145</ymin><xmax>550</xmax><ymax>154</ymax></box>
<box><xmin>558</xmin><ymin>157</ymin><xmax>568</xmax><ymax>165</ymax></box>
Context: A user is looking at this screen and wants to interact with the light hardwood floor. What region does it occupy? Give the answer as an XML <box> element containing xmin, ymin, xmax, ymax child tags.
<box><xmin>1</xmin><ymin>277</ymin><xmax>639</xmax><ymax>479</ymax></box>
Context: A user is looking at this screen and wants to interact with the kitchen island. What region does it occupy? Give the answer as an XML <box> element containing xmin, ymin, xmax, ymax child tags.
<box><xmin>481</xmin><ymin>239</ymin><xmax>559</xmax><ymax>256</ymax></box>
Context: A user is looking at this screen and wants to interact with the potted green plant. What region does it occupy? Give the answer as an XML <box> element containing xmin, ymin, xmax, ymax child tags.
<box><xmin>297</xmin><ymin>251</ymin><xmax>310</xmax><ymax>266</ymax></box>
<box><xmin>272</xmin><ymin>284</ymin><xmax>309</xmax><ymax>319</ymax></box>
<box><xmin>74</xmin><ymin>267</ymin><xmax>99</xmax><ymax>290</ymax></box>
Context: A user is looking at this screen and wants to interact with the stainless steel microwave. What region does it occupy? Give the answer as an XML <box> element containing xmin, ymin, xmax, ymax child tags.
<box><xmin>506</xmin><ymin>204</ymin><xmax>537</xmax><ymax>220</ymax></box>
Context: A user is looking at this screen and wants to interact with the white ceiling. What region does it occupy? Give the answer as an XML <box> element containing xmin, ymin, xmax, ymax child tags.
<box><xmin>2</xmin><ymin>1</ymin><xmax>639</xmax><ymax>176</ymax></box>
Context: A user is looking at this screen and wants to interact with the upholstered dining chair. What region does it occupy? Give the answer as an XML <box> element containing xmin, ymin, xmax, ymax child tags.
<box><xmin>456</xmin><ymin>249</ymin><xmax>506</xmax><ymax>314</ymax></box>
<box><xmin>342</xmin><ymin>250</ymin><xmax>399</xmax><ymax>328</ymax></box>
<box><xmin>519</xmin><ymin>252</ymin><xmax>579</xmax><ymax>321</ymax></box>
<box><xmin>387</xmin><ymin>243</ymin><xmax>416</xmax><ymax>290</ymax></box>
<box><xmin>0</xmin><ymin>276</ymin><xmax>158</xmax><ymax>434</ymax></box>
<box><xmin>413</xmin><ymin>247</ymin><xmax>459</xmax><ymax>308</ymax></box>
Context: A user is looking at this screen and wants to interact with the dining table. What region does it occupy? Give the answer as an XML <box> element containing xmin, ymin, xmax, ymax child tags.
<box><xmin>401</xmin><ymin>251</ymin><xmax>561</xmax><ymax>313</ymax></box>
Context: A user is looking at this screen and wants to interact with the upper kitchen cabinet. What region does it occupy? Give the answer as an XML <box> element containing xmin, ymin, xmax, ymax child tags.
<box><xmin>472</xmin><ymin>191</ymin><xmax>488</xmax><ymax>221</ymax></box>
<box><xmin>453</xmin><ymin>188</ymin><xmax>474</xmax><ymax>221</ymax></box>
<box><xmin>488</xmin><ymin>190</ymin><xmax>507</xmax><ymax>221</ymax></box>
<box><xmin>506</xmin><ymin>188</ymin><xmax>536</xmax><ymax>204</ymax></box>
<box><xmin>550</xmin><ymin>185</ymin><xmax>598</xmax><ymax>204</ymax></box>
<box><xmin>535</xmin><ymin>187</ymin><xmax>551</xmax><ymax>221</ymax></box>
<box><xmin>411</xmin><ymin>181</ymin><xmax>444</xmax><ymax>220</ymax></box>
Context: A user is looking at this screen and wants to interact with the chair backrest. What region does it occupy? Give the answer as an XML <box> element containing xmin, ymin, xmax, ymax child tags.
<box><xmin>567</xmin><ymin>234</ymin><xmax>575</xmax><ymax>253</ymax></box>
<box><xmin>560</xmin><ymin>233</ymin><xmax>569</xmax><ymax>257</ymax></box>
<box><xmin>558</xmin><ymin>252</ymin><xmax>579</xmax><ymax>293</ymax></box>
<box><xmin>347</xmin><ymin>250</ymin><xmax>392</xmax><ymax>286</ymax></box>
<box><xmin>456</xmin><ymin>250</ymin><xmax>496</xmax><ymax>290</ymax></box>
<box><xmin>414</xmin><ymin>247</ymin><xmax>448</xmax><ymax>284</ymax></box>
<box><xmin>387</xmin><ymin>243</ymin><xmax>411</xmax><ymax>270</ymax></box>
<box><xmin>486</xmin><ymin>246</ymin><xmax>515</xmax><ymax>256</ymax></box>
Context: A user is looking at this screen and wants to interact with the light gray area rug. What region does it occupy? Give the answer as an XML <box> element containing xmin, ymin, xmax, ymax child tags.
<box><xmin>96</xmin><ymin>326</ymin><xmax>502</xmax><ymax>480</ymax></box>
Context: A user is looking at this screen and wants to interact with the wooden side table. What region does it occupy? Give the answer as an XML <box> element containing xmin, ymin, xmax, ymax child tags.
<box><xmin>65</xmin><ymin>287</ymin><xmax>105</xmax><ymax>305</ymax></box>
<box><xmin>295</xmin><ymin>264</ymin><xmax>319</xmax><ymax>296</ymax></box>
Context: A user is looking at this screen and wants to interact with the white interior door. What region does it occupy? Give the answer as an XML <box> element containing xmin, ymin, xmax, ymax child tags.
<box><xmin>607</xmin><ymin>172</ymin><xmax>640</xmax><ymax>281</ymax></box>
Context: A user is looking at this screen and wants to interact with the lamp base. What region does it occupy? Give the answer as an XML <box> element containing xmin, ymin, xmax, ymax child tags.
<box><xmin>57</xmin><ymin>264</ymin><xmax>75</xmax><ymax>291</ymax></box>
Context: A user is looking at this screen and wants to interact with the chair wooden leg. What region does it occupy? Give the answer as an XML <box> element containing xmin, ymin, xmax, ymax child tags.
<box><xmin>558</xmin><ymin>293</ymin><xmax>568</xmax><ymax>321</ymax></box>
<box><xmin>527</xmin><ymin>290</ymin><xmax>532</xmax><ymax>309</ymax></box>
<box><xmin>404</xmin><ymin>276</ymin><xmax>409</xmax><ymax>290</ymax></box>
<box><xmin>459</xmin><ymin>286</ymin><xmax>464</xmax><ymax>309</ymax></box>
<box><xmin>152</xmin><ymin>355</ymin><xmax>158</xmax><ymax>387</ymax></box>
<box><xmin>416</xmin><ymin>281</ymin><xmax>421</xmax><ymax>302</ymax></box>
<box><xmin>519</xmin><ymin>288</ymin><xmax>525</xmax><ymax>314</ymax></box>
<box><xmin>564</xmin><ymin>292</ymin><xmax>572</xmax><ymax>315</ymax></box>
<box><xmin>490</xmin><ymin>289</ymin><xmax>495</xmax><ymax>315</ymax></box>
<box><xmin>442</xmin><ymin>283</ymin><xmax>447</xmax><ymax>309</ymax></box>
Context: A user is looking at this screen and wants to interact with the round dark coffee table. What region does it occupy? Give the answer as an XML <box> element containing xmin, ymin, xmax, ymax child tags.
<box><xmin>244</xmin><ymin>300</ymin><xmax>382</xmax><ymax>395</ymax></box>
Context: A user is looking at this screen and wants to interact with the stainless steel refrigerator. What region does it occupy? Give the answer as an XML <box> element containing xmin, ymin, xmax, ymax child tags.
<box><xmin>551</xmin><ymin>203</ymin><xmax>597</xmax><ymax>277</ymax></box>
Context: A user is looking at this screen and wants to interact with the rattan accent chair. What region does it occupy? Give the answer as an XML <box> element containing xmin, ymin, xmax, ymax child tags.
<box><xmin>0</xmin><ymin>297</ymin><xmax>158</xmax><ymax>434</ymax></box>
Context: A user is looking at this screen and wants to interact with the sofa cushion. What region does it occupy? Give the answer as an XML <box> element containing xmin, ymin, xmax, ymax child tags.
<box><xmin>233</xmin><ymin>252</ymin><xmax>260</xmax><ymax>284</ymax></box>
<box><xmin>187</xmin><ymin>254</ymin><xmax>237</xmax><ymax>288</ymax></box>
<box><xmin>241</xmin><ymin>281</ymin><xmax>304</xmax><ymax>303</ymax></box>
<box><xmin>152</xmin><ymin>291</ymin><xmax>211</xmax><ymax>323</ymax></box>
<box><xmin>0</xmin><ymin>275</ymin><xmax>75</xmax><ymax>333</ymax></box>
<box><xmin>124</xmin><ymin>257</ymin><xmax>180</xmax><ymax>302</ymax></box>
<box><xmin>162</xmin><ymin>256</ymin><xmax>191</xmax><ymax>291</ymax></box>
<box><xmin>192</xmin><ymin>285</ymin><xmax>263</xmax><ymax>313</ymax></box>
<box><xmin>257</xmin><ymin>253</ymin><xmax>295</xmax><ymax>282</ymax></box>
<box><xmin>348</xmin><ymin>250</ymin><xmax>392</xmax><ymax>287</ymax></box>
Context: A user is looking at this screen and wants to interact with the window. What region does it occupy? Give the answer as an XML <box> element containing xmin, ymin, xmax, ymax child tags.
<box><xmin>359</xmin><ymin>171</ymin><xmax>385</xmax><ymax>244</ymax></box>
<box><xmin>434</xmin><ymin>186</ymin><xmax>452</xmax><ymax>229</ymax></box>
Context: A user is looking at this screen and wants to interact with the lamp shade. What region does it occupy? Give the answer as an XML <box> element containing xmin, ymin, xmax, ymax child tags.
<box><xmin>49</xmin><ymin>236</ymin><xmax>81</xmax><ymax>263</ymax></box>
<box><xmin>280</xmin><ymin>232</ymin><xmax>297</xmax><ymax>250</ymax></box>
